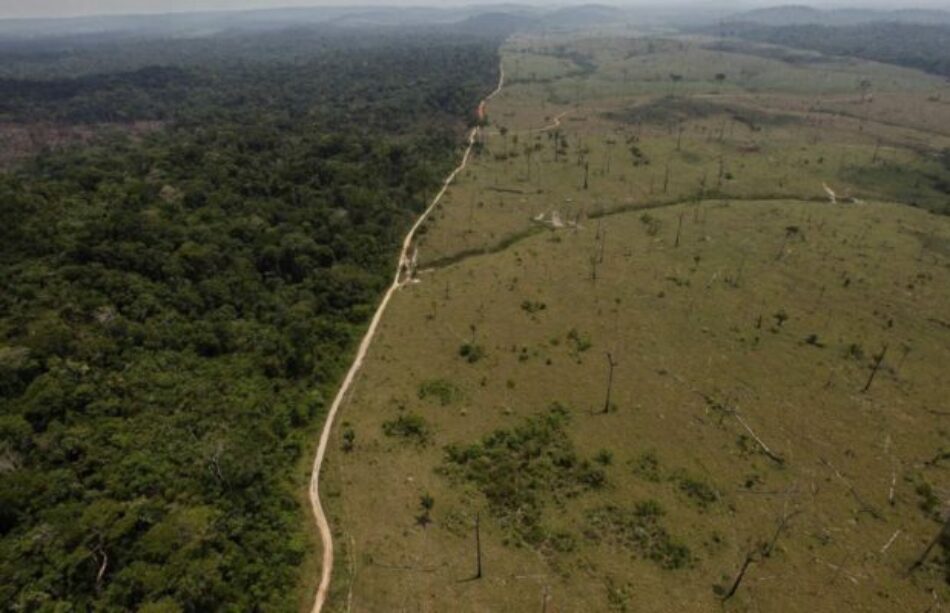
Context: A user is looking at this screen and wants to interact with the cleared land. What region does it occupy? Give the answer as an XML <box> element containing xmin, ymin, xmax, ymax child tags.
<box><xmin>318</xmin><ymin>32</ymin><xmax>950</xmax><ymax>612</ymax></box>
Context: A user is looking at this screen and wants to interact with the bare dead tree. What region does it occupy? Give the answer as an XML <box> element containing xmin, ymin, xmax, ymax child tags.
<box><xmin>722</xmin><ymin>506</ymin><xmax>799</xmax><ymax>602</ymax></box>
<box><xmin>602</xmin><ymin>352</ymin><xmax>617</xmax><ymax>414</ymax></box>
<box><xmin>697</xmin><ymin>392</ymin><xmax>783</xmax><ymax>465</ymax></box>
<box><xmin>474</xmin><ymin>512</ymin><xmax>483</xmax><ymax>579</ymax></box>
<box><xmin>674</xmin><ymin>212</ymin><xmax>684</xmax><ymax>248</ymax></box>
<box><xmin>909</xmin><ymin>515</ymin><xmax>950</xmax><ymax>575</ymax></box>
<box><xmin>721</xmin><ymin>551</ymin><xmax>755</xmax><ymax>602</ymax></box>
<box><xmin>862</xmin><ymin>344</ymin><xmax>888</xmax><ymax>393</ymax></box>
<box><xmin>820</xmin><ymin>457</ymin><xmax>883</xmax><ymax>520</ymax></box>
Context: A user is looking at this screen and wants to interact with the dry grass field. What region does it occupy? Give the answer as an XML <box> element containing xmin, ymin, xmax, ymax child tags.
<box><xmin>315</xmin><ymin>32</ymin><xmax>950</xmax><ymax>612</ymax></box>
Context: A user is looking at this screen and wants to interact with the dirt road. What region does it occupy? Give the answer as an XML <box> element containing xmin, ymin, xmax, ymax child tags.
<box><xmin>307</xmin><ymin>62</ymin><xmax>505</xmax><ymax>613</ymax></box>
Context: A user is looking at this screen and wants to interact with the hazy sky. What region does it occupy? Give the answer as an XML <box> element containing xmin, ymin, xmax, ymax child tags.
<box><xmin>0</xmin><ymin>0</ymin><xmax>943</xmax><ymax>20</ymax></box>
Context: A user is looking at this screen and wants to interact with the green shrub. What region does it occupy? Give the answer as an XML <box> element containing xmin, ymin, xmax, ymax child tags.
<box><xmin>567</xmin><ymin>328</ymin><xmax>592</xmax><ymax>354</ymax></box>
<box><xmin>631</xmin><ymin>450</ymin><xmax>662</xmax><ymax>482</ymax></box>
<box><xmin>382</xmin><ymin>413</ymin><xmax>430</xmax><ymax>445</ymax></box>
<box><xmin>520</xmin><ymin>300</ymin><xmax>547</xmax><ymax>314</ymax></box>
<box><xmin>675</xmin><ymin>474</ymin><xmax>720</xmax><ymax>510</ymax></box>
<box><xmin>341</xmin><ymin>424</ymin><xmax>355</xmax><ymax>453</ymax></box>
<box><xmin>458</xmin><ymin>343</ymin><xmax>485</xmax><ymax>363</ymax></box>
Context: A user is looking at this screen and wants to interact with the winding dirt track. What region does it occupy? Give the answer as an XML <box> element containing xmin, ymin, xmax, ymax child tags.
<box><xmin>307</xmin><ymin>62</ymin><xmax>505</xmax><ymax>613</ymax></box>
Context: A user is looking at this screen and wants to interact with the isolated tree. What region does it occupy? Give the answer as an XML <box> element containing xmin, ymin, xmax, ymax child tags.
<box><xmin>669</xmin><ymin>73</ymin><xmax>683</xmax><ymax>95</ymax></box>
<box><xmin>605</xmin><ymin>137</ymin><xmax>616</xmax><ymax>175</ymax></box>
<box><xmin>416</xmin><ymin>493</ymin><xmax>435</xmax><ymax>527</ymax></box>
<box><xmin>858</xmin><ymin>78</ymin><xmax>873</xmax><ymax>125</ymax></box>
<box><xmin>341</xmin><ymin>426</ymin><xmax>355</xmax><ymax>453</ymax></box>
<box><xmin>524</xmin><ymin>144</ymin><xmax>534</xmax><ymax>181</ymax></box>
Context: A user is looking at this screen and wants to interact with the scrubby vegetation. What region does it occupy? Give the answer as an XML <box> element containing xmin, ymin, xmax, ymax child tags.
<box><xmin>585</xmin><ymin>502</ymin><xmax>692</xmax><ymax>570</ymax></box>
<box><xmin>382</xmin><ymin>413</ymin><xmax>431</xmax><ymax>446</ymax></box>
<box><xmin>418</xmin><ymin>378</ymin><xmax>464</xmax><ymax>406</ymax></box>
<box><xmin>441</xmin><ymin>405</ymin><xmax>605</xmax><ymax>547</ymax></box>
<box><xmin>606</xmin><ymin>96</ymin><xmax>799</xmax><ymax>132</ymax></box>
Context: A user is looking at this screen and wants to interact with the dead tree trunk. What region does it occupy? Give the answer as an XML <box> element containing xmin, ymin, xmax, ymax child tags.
<box><xmin>862</xmin><ymin>344</ymin><xmax>888</xmax><ymax>393</ymax></box>
<box><xmin>909</xmin><ymin>515</ymin><xmax>950</xmax><ymax>574</ymax></box>
<box><xmin>474</xmin><ymin>512</ymin><xmax>483</xmax><ymax>579</ymax></box>
<box><xmin>602</xmin><ymin>352</ymin><xmax>617</xmax><ymax>414</ymax></box>
<box><xmin>674</xmin><ymin>212</ymin><xmax>684</xmax><ymax>248</ymax></box>
<box><xmin>722</xmin><ymin>508</ymin><xmax>798</xmax><ymax>602</ymax></box>
<box><xmin>722</xmin><ymin>552</ymin><xmax>755</xmax><ymax>601</ymax></box>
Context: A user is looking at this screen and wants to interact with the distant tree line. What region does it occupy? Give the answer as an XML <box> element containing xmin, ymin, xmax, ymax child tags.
<box><xmin>713</xmin><ymin>22</ymin><xmax>950</xmax><ymax>78</ymax></box>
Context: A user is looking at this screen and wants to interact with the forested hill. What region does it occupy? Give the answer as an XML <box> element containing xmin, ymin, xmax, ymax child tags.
<box><xmin>0</xmin><ymin>26</ymin><xmax>500</xmax><ymax>610</ymax></box>
<box><xmin>712</xmin><ymin>21</ymin><xmax>950</xmax><ymax>79</ymax></box>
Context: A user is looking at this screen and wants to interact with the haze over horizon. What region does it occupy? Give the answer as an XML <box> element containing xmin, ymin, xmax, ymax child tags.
<box><xmin>1</xmin><ymin>0</ymin><xmax>947</xmax><ymax>21</ymax></box>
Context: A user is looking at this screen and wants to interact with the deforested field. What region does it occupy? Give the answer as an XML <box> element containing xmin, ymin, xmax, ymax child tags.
<box><xmin>323</xmin><ymin>31</ymin><xmax>950</xmax><ymax>612</ymax></box>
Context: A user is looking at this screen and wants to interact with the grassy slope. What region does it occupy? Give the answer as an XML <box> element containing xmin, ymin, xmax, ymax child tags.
<box><xmin>324</xmin><ymin>33</ymin><xmax>950</xmax><ymax>611</ymax></box>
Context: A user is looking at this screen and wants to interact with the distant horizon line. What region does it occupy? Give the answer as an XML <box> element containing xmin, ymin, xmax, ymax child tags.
<box><xmin>1</xmin><ymin>1</ymin><xmax>948</xmax><ymax>24</ymax></box>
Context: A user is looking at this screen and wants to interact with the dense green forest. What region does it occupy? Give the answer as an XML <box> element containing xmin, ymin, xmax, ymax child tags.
<box><xmin>713</xmin><ymin>22</ymin><xmax>950</xmax><ymax>78</ymax></box>
<box><xmin>0</xmin><ymin>25</ymin><xmax>499</xmax><ymax>610</ymax></box>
